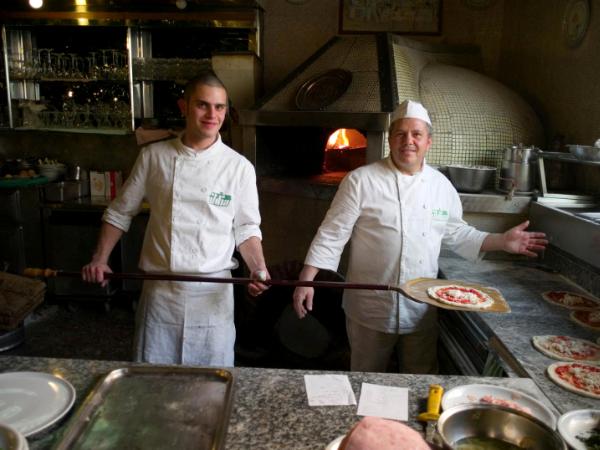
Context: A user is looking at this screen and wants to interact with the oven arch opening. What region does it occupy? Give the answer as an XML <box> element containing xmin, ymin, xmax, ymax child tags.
<box><xmin>323</xmin><ymin>128</ymin><xmax>367</xmax><ymax>174</ymax></box>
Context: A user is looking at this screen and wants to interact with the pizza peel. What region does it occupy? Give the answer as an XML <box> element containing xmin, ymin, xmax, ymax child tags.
<box><xmin>23</xmin><ymin>269</ymin><xmax>510</xmax><ymax>313</ymax></box>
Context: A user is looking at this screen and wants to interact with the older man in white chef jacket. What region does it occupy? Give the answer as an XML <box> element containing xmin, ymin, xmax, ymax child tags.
<box><xmin>292</xmin><ymin>100</ymin><xmax>547</xmax><ymax>374</ymax></box>
<box><xmin>83</xmin><ymin>71</ymin><xmax>269</xmax><ymax>367</ymax></box>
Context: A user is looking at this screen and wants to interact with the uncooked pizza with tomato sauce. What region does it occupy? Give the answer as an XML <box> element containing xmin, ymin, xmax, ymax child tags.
<box><xmin>547</xmin><ymin>362</ymin><xmax>600</xmax><ymax>399</ymax></box>
<box><xmin>532</xmin><ymin>335</ymin><xmax>600</xmax><ymax>362</ymax></box>
<box><xmin>427</xmin><ymin>285</ymin><xmax>494</xmax><ymax>309</ymax></box>
<box><xmin>570</xmin><ymin>310</ymin><xmax>600</xmax><ymax>331</ymax></box>
<box><xmin>541</xmin><ymin>291</ymin><xmax>600</xmax><ymax>310</ymax></box>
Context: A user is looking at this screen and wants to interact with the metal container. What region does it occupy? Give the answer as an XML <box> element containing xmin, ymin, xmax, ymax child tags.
<box><xmin>502</xmin><ymin>144</ymin><xmax>538</xmax><ymax>163</ymax></box>
<box><xmin>447</xmin><ymin>165</ymin><xmax>496</xmax><ymax>193</ymax></box>
<box><xmin>44</xmin><ymin>180</ymin><xmax>90</xmax><ymax>203</ymax></box>
<box><xmin>436</xmin><ymin>404</ymin><xmax>566</xmax><ymax>450</ymax></box>
<box><xmin>498</xmin><ymin>144</ymin><xmax>539</xmax><ymax>193</ymax></box>
<box><xmin>499</xmin><ymin>161</ymin><xmax>537</xmax><ymax>193</ymax></box>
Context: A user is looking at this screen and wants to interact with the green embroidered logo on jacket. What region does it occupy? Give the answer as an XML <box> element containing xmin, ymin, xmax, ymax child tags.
<box><xmin>209</xmin><ymin>191</ymin><xmax>232</xmax><ymax>207</ymax></box>
<box><xmin>432</xmin><ymin>208</ymin><xmax>448</xmax><ymax>218</ymax></box>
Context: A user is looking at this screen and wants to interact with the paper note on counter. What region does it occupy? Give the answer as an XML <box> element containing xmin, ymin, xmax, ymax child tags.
<box><xmin>356</xmin><ymin>383</ymin><xmax>408</xmax><ymax>421</ymax></box>
<box><xmin>304</xmin><ymin>374</ymin><xmax>357</xmax><ymax>406</ymax></box>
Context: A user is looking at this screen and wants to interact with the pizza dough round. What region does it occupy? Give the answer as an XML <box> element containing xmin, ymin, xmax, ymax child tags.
<box><xmin>427</xmin><ymin>284</ymin><xmax>494</xmax><ymax>309</ymax></box>
<box><xmin>570</xmin><ymin>310</ymin><xmax>600</xmax><ymax>331</ymax></box>
<box><xmin>541</xmin><ymin>291</ymin><xmax>600</xmax><ymax>310</ymax></box>
<box><xmin>532</xmin><ymin>335</ymin><xmax>600</xmax><ymax>362</ymax></box>
<box><xmin>339</xmin><ymin>417</ymin><xmax>430</xmax><ymax>450</ymax></box>
<box><xmin>547</xmin><ymin>362</ymin><xmax>600</xmax><ymax>399</ymax></box>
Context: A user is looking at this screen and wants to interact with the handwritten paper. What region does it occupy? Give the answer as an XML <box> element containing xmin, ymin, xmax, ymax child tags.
<box><xmin>304</xmin><ymin>374</ymin><xmax>357</xmax><ymax>406</ymax></box>
<box><xmin>356</xmin><ymin>383</ymin><xmax>408</xmax><ymax>420</ymax></box>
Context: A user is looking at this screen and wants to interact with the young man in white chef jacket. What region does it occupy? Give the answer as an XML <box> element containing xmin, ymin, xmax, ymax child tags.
<box><xmin>292</xmin><ymin>100</ymin><xmax>547</xmax><ymax>374</ymax></box>
<box><xmin>83</xmin><ymin>71</ymin><xmax>269</xmax><ymax>367</ymax></box>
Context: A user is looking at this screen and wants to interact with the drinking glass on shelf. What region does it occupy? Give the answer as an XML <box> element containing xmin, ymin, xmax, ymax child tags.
<box><xmin>69</xmin><ymin>53</ymin><xmax>84</xmax><ymax>79</ymax></box>
<box><xmin>99</xmin><ymin>49</ymin><xmax>112</xmax><ymax>79</ymax></box>
<box><xmin>109</xmin><ymin>50</ymin><xmax>124</xmax><ymax>80</ymax></box>
<box><xmin>51</xmin><ymin>52</ymin><xmax>66</xmax><ymax>78</ymax></box>
<box><xmin>38</xmin><ymin>48</ymin><xmax>53</xmax><ymax>78</ymax></box>
<box><xmin>88</xmin><ymin>51</ymin><xmax>100</xmax><ymax>80</ymax></box>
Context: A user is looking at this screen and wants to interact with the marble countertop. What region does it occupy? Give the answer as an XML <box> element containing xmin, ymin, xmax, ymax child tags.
<box><xmin>1</xmin><ymin>356</ymin><xmax>556</xmax><ymax>450</ymax></box>
<box><xmin>439</xmin><ymin>256</ymin><xmax>600</xmax><ymax>413</ymax></box>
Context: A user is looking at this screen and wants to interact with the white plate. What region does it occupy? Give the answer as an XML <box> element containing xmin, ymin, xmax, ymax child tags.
<box><xmin>0</xmin><ymin>371</ymin><xmax>76</xmax><ymax>437</ymax></box>
<box><xmin>557</xmin><ymin>409</ymin><xmax>600</xmax><ymax>450</ymax></box>
<box><xmin>325</xmin><ymin>435</ymin><xmax>345</xmax><ymax>450</ymax></box>
<box><xmin>442</xmin><ymin>384</ymin><xmax>557</xmax><ymax>429</ymax></box>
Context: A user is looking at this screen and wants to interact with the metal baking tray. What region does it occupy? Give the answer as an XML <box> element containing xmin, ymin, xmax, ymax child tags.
<box><xmin>53</xmin><ymin>366</ymin><xmax>234</xmax><ymax>450</ymax></box>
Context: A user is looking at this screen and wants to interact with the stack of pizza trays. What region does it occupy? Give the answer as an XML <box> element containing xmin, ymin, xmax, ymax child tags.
<box><xmin>541</xmin><ymin>290</ymin><xmax>600</xmax><ymax>331</ymax></box>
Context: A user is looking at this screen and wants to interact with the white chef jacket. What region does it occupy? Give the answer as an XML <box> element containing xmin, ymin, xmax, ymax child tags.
<box><xmin>103</xmin><ymin>135</ymin><xmax>262</xmax><ymax>274</ymax></box>
<box><xmin>304</xmin><ymin>157</ymin><xmax>488</xmax><ymax>334</ymax></box>
<box><xmin>102</xmin><ymin>135</ymin><xmax>262</xmax><ymax>365</ymax></box>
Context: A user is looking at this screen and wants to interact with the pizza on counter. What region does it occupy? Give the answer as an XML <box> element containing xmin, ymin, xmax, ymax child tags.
<box><xmin>541</xmin><ymin>291</ymin><xmax>600</xmax><ymax>310</ymax></box>
<box><xmin>571</xmin><ymin>310</ymin><xmax>600</xmax><ymax>331</ymax></box>
<box><xmin>547</xmin><ymin>362</ymin><xmax>600</xmax><ymax>399</ymax></box>
<box><xmin>427</xmin><ymin>284</ymin><xmax>494</xmax><ymax>309</ymax></box>
<box><xmin>532</xmin><ymin>335</ymin><xmax>600</xmax><ymax>362</ymax></box>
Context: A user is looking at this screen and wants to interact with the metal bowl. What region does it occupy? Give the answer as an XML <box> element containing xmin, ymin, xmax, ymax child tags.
<box><xmin>0</xmin><ymin>421</ymin><xmax>29</xmax><ymax>450</ymax></box>
<box><xmin>568</xmin><ymin>145</ymin><xmax>600</xmax><ymax>162</ymax></box>
<box><xmin>437</xmin><ymin>404</ymin><xmax>566</xmax><ymax>450</ymax></box>
<box><xmin>446</xmin><ymin>164</ymin><xmax>496</xmax><ymax>193</ymax></box>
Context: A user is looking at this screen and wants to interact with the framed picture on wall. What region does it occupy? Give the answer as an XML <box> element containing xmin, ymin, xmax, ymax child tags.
<box><xmin>339</xmin><ymin>0</ymin><xmax>442</xmax><ymax>34</ymax></box>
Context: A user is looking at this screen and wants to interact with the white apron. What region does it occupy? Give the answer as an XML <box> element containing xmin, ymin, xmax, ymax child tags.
<box><xmin>133</xmin><ymin>272</ymin><xmax>235</xmax><ymax>367</ymax></box>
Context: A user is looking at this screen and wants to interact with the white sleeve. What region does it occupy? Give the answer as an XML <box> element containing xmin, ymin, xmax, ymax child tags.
<box><xmin>304</xmin><ymin>173</ymin><xmax>361</xmax><ymax>271</ymax></box>
<box><xmin>233</xmin><ymin>162</ymin><xmax>262</xmax><ymax>247</ymax></box>
<box><xmin>102</xmin><ymin>148</ymin><xmax>148</xmax><ymax>232</ymax></box>
<box><xmin>441</xmin><ymin>189</ymin><xmax>488</xmax><ymax>261</ymax></box>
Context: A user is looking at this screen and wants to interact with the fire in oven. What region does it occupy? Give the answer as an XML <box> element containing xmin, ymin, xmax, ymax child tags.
<box><xmin>254</xmin><ymin>125</ymin><xmax>368</xmax><ymax>183</ymax></box>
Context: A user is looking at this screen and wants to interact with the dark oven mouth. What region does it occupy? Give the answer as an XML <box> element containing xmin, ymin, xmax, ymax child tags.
<box><xmin>255</xmin><ymin>125</ymin><xmax>367</xmax><ymax>185</ymax></box>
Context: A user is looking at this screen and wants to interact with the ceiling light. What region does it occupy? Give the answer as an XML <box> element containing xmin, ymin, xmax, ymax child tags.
<box><xmin>175</xmin><ymin>0</ymin><xmax>187</xmax><ymax>9</ymax></box>
<box><xmin>29</xmin><ymin>0</ymin><xmax>43</xmax><ymax>8</ymax></box>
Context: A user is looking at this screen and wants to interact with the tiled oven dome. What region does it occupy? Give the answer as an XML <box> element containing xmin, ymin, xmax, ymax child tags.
<box><xmin>419</xmin><ymin>62</ymin><xmax>543</xmax><ymax>168</ymax></box>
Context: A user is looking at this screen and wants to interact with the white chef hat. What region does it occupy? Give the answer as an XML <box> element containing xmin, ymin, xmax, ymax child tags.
<box><xmin>390</xmin><ymin>100</ymin><xmax>431</xmax><ymax>126</ymax></box>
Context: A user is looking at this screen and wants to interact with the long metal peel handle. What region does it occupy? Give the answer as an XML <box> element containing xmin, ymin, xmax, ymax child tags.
<box><xmin>22</xmin><ymin>268</ymin><xmax>397</xmax><ymax>291</ymax></box>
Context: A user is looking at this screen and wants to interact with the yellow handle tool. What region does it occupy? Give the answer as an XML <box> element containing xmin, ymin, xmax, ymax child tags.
<box><xmin>418</xmin><ymin>384</ymin><xmax>444</xmax><ymax>421</ymax></box>
<box><xmin>418</xmin><ymin>384</ymin><xmax>444</xmax><ymax>444</ymax></box>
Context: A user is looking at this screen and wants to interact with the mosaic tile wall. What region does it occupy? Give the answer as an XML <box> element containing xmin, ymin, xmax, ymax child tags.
<box><xmin>420</xmin><ymin>63</ymin><xmax>543</xmax><ymax>168</ymax></box>
<box><xmin>391</xmin><ymin>40</ymin><xmax>544</xmax><ymax>180</ymax></box>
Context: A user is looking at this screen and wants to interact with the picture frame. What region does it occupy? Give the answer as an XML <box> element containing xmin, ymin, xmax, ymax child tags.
<box><xmin>339</xmin><ymin>0</ymin><xmax>442</xmax><ymax>35</ymax></box>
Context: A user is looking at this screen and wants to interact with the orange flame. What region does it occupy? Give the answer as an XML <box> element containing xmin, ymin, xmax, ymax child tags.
<box><xmin>327</xmin><ymin>129</ymin><xmax>350</xmax><ymax>150</ymax></box>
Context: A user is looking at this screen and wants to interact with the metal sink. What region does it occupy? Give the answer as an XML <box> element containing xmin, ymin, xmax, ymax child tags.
<box><xmin>562</xmin><ymin>209</ymin><xmax>600</xmax><ymax>224</ymax></box>
<box><xmin>530</xmin><ymin>201</ymin><xmax>600</xmax><ymax>271</ymax></box>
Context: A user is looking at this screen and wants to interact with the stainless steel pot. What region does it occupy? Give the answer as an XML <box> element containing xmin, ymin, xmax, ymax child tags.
<box><xmin>436</xmin><ymin>404</ymin><xmax>566</xmax><ymax>450</ymax></box>
<box><xmin>503</xmin><ymin>144</ymin><xmax>538</xmax><ymax>163</ymax></box>
<box><xmin>498</xmin><ymin>144</ymin><xmax>539</xmax><ymax>194</ymax></box>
